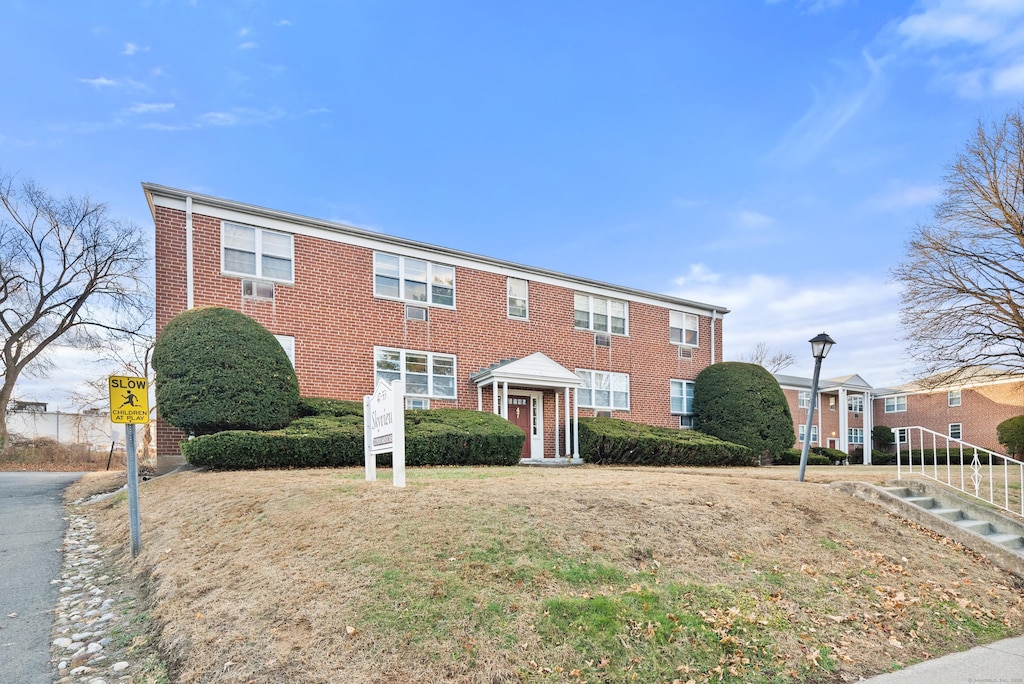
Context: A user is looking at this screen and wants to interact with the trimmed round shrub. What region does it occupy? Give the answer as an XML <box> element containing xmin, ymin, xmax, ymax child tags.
<box><xmin>872</xmin><ymin>425</ymin><xmax>895</xmax><ymax>451</ymax></box>
<box><xmin>692</xmin><ymin>362</ymin><xmax>794</xmax><ymax>461</ymax></box>
<box><xmin>153</xmin><ymin>307</ymin><xmax>299</xmax><ymax>435</ymax></box>
<box><xmin>997</xmin><ymin>415</ymin><xmax>1024</xmax><ymax>457</ymax></box>
<box><xmin>578</xmin><ymin>417</ymin><xmax>755</xmax><ymax>466</ymax></box>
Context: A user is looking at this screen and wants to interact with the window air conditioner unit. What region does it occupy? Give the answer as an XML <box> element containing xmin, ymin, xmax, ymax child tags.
<box><xmin>595</xmin><ymin>333</ymin><xmax>611</xmax><ymax>347</ymax></box>
<box><xmin>405</xmin><ymin>305</ymin><xmax>428</xmax><ymax>321</ymax></box>
<box><xmin>678</xmin><ymin>346</ymin><xmax>692</xmax><ymax>359</ymax></box>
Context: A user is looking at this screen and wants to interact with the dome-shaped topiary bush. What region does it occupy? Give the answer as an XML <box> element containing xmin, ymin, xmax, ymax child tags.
<box><xmin>153</xmin><ymin>307</ymin><xmax>299</xmax><ymax>435</ymax></box>
<box><xmin>997</xmin><ymin>415</ymin><xmax>1024</xmax><ymax>457</ymax></box>
<box><xmin>692</xmin><ymin>361</ymin><xmax>794</xmax><ymax>461</ymax></box>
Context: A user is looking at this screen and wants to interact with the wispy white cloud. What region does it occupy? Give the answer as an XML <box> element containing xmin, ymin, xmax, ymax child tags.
<box><xmin>122</xmin><ymin>42</ymin><xmax>149</xmax><ymax>56</ymax></box>
<box><xmin>767</xmin><ymin>51</ymin><xmax>885</xmax><ymax>166</ymax></box>
<box><xmin>79</xmin><ymin>76</ymin><xmax>118</xmax><ymax>88</ymax></box>
<box><xmin>669</xmin><ymin>266</ymin><xmax>911</xmax><ymax>385</ymax></box>
<box><xmin>238</xmin><ymin>27</ymin><xmax>252</xmax><ymax>37</ymax></box>
<box><xmin>765</xmin><ymin>0</ymin><xmax>850</xmax><ymax>13</ymax></box>
<box><xmin>893</xmin><ymin>0</ymin><xmax>1024</xmax><ymax>97</ymax></box>
<box><xmin>144</xmin><ymin>107</ymin><xmax>286</xmax><ymax>131</ymax></box>
<box><xmin>275</xmin><ymin>19</ymin><xmax>293</xmax><ymax>27</ymax></box>
<box><xmin>125</xmin><ymin>102</ymin><xmax>175</xmax><ymax>115</ymax></box>
<box><xmin>867</xmin><ymin>182</ymin><xmax>942</xmax><ymax>211</ymax></box>
<box><xmin>238</xmin><ymin>41</ymin><xmax>258</xmax><ymax>50</ymax></box>
<box><xmin>737</xmin><ymin>209</ymin><xmax>775</xmax><ymax>229</ymax></box>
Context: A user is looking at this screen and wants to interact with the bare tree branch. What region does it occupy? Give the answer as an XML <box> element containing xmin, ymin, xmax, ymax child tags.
<box><xmin>893</xmin><ymin>107</ymin><xmax>1024</xmax><ymax>388</ymax></box>
<box><xmin>0</xmin><ymin>172</ymin><xmax>150</xmax><ymax>453</ymax></box>
<box><xmin>737</xmin><ymin>342</ymin><xmax>796</xmax><ymax>374</ymax></box>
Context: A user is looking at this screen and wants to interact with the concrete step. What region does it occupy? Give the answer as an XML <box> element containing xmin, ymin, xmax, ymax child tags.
<box><xmin>986</xmin><ymin>533</ymin><xmax>1024</xmax><ymax>550</ymax></box>
<box><xmin>904</xmin><ymin>496</ymin><xmax>937</xmax><ymax>509</ymax></box>
<box><xmin>955</xmin><ymin>518</ymin><xmax>994</xmax><ymax>534</ymax></box>
<box><xmin>883</xmin><ymin>487</ymin><xmax>913</xmax><ymax>498</ymax></box>
<box><xmin>931</xmin><ymin>507</ymin><xmax>965</xmax><ymax>521</ymax></box>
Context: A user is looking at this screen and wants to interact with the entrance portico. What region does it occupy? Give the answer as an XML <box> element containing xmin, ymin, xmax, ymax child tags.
<box><xmin>471</xmin><ymin>352</ymin><xmax>582</xmax><ymax>462</ymax></box>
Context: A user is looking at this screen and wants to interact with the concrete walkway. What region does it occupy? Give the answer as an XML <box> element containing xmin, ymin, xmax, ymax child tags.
<box><xmin>862</xmin><ymin>635</ymin><xmax>1024</xmax><ymax>682</ymax></box>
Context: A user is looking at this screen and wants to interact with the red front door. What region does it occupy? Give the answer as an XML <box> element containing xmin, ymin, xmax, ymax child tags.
<box><xmin>508</xmin><ymin>395</ymin><xmax>531</xmax><ymax>459</ymax></box>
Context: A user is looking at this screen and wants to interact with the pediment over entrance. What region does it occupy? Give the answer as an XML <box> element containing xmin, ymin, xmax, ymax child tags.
<box><xmin>471</xmin><ymin>352</ymin><xmax>582</xmax><ymax>390</ymax></box>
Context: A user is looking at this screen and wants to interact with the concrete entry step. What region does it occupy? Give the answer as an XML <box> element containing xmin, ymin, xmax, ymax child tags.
<box><xmin>955</xmin><ymin>518</ymin><xmax>994</xmax><ymax>534</ymax></box>
<box><xmin>931</xmin><ymin>507</ymin><xmax>965</xmax><ymax>521</ymax></box>
<box><xmin>904</xmin><ymin>495</ymin><xmax>936</xmax><ymax>508</ymax></box>
<box><xmin>987</xmin><ymin>532</ymin><xmax>1024</xmax><ymax>550</ymax></box>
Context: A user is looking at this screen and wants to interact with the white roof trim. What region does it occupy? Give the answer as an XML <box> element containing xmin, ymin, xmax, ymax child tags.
<box><xmin>472</xmin><ymin>352</ymin><xmax>582</xmax><ymax>389</ymax></box>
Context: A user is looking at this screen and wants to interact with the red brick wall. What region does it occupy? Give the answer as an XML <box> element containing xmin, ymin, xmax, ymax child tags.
<box><xmin>781</xmin><ymin>388</ymin><xmax>867</xmax><ymax>453</ymax></box>
<box><xmin>874</xmin><ymin>383</ymin><xmax>1024</xmax><ymax>453</ymax></box>
<box><xmin>154</xmin><ymin>205</ymin><xmax>725</xmax><ymax>460</ymax></box>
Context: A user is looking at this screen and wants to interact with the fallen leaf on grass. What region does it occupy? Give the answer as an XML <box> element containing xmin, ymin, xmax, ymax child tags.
<box><xmin>346</xmin><ymin>625</ymin><xmax>359</xmax><ymax>636</ymax></box>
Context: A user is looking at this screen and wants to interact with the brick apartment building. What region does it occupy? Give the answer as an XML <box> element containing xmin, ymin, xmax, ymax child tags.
<box><xmin>775</xmin><ymin>369</ymin><xmax>1024</xmax><ymax>458</ymax></box>
<box><xmin>146</xmin><ymin>184</ymin><xmax>728</xmax><ymax>467</ymax></box>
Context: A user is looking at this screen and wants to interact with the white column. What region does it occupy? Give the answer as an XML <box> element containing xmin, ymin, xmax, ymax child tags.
<box><xmin>554</xmin><ymin>393</ymin><xmax>561</xmax><ymax>458</ymax></box>
<box><xmin>491</xmin><ymin>380</ymin><xmax>498</xmax><ymax>415</ymax></box>
<box><xmin>565</xmin><ymin>387</ymin><xmax>571</xmax><ymax>457</ymax></box>
<box><xmin>502</xmin><ymin>382</ymin><xmax>509</xmax><ymax>419</ymax></box>
<box><xmin>838</xmin><ymin>388</ymin><xmax>848</xmax><ymax>454</ymax></box>
<box><xmin>863</xmin><ymin>391</ymin><xmax>873</xmax><ymax>464</ymax></box>
<box><xmin>572</xmin><ymin>388</ymin><xmax>579</xmax><ymax>457</ymax></box>
<box><xmin>477</xmin><ymin>384</ymin><xmax>482</xmax><ymax>412</ymax></box>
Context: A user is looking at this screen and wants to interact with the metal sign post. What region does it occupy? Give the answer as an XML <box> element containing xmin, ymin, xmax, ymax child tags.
<box><xmin>109</xmin><ymin>376</ymin><xmax>150</xmax><ymax>558</ymax></box>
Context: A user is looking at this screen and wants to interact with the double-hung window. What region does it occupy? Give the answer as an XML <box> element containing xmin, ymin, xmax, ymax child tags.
<box><xmin>576</xmin><ymin>369</ymin><xmax>629</xmax><ymax>410</ymax></box>
<box><xmin>949</xmin><ymin>423</ymin><xmax>962</xmax><ymax>440</ymax></box>
<box><xmin>798</xmin><ymin>424</ymin><xmax>819</xmax><ymax>443</ymax></box>
<box><xmin>222</xmin><ymin>223</ymin><xmax>294</xmax><ymax>282</ymax></box>
<box><xmin>574</xmin><ymin>294</ymin><xmax>627</xmax><ymax>335</ymax></box>
<box><xmin>507</xmin><ymin>278</ymin><xmax>528</xmax><ymax>319</ymax></box>
<box><xmin>948</xmin><ymin>389</ymin><xmax>961</xmax><ymax>407</ymax></box>
<box><xmin>374</xmin><ymin>347</ymin><xmax>456</xmax><ymax>399</ymax></box>
<box><xmin>797</xmin><ymin>391</ymin><xmax>811</xmax><ymax>409</ymax></box>
<box><xmin>670</xmin><ymin>380</ymin><xmax>694</xmax><ymax>415</ymax></box>
<box><xmin>848</xmin><ymin>395</ymin><xmax>864</xmax><ymax>413</ymax></box>
<box><xmin>670</xmin><ymin>311</ymin><xmax>698</xmax><ymax>346</ymax></box>
<box><xmin>373</xmin><ymin>252</ymin><xmax>455</xmax><ymax>307</ymax></box>
<box><xmin>848</xmin><ymin>428</ymin><xmax>864</xmax><ymax>444</ymax></box>
<box><xmin>884</xmin><ymin>395</ymin><xmax>907</xmax><ymax>413</ymax></box>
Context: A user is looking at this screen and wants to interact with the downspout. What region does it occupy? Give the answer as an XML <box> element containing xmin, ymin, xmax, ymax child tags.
<box><xmin>710</xmin><ymin>310</ymin><xmax>718</xmax><ymax>365</ymax></box>
<box><xmin>185</xmin><ymin>196</ymin><xmax>194</xmax><ymax>310</ymax></box>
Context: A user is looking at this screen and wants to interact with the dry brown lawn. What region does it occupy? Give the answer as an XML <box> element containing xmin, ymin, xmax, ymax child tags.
<box><xmin>85</xmin><ymin>465</ymin><xmax>1024</xmax><ymax>683</ymax></box>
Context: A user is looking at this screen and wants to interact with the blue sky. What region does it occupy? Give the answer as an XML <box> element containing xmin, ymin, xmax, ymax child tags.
<box><xmin>4</xmin><ymin>0</ymin><xmax>1024</xmax><ymax>408</ymax></box>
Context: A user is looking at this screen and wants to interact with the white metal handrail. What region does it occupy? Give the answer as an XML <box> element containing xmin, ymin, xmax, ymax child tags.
<box><xmin>896</xmin><ymin>426</ymin><xmax>1024</xmax><ymax>518</ymax></box>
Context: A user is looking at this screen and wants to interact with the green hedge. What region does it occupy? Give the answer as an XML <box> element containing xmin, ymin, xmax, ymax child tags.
<box><xmin>891</xmin><ymin>448</ymin><xmax>999</xmax><ymax>466</ymax></box>
<box><xmin>578</xmin><ymin>417</ymin><xmax>755</xmax><ymax>466</ymax></box>
<box><xmin>297</xmin><ymin>397</ymin><xmax>364</xmax><ymax>418</ymax></box>
<box><xmin>180</xmin><ymin>407</ymin><xmax>524</xmax><ymax>470</ymax></box>
<box><xmin>776</xmin><ymin>448</ymin><xmax>832</xmax><ymax>466</ymax></box>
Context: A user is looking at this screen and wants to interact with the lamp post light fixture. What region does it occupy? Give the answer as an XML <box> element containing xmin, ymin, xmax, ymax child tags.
<box><xmin>798</xmin><ymin>332</ymin><xmax>836</xmax><ymax>483</ymax></box>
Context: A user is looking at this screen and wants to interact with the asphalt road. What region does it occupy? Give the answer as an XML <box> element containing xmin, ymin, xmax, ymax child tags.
<box><xmin>0</xmin><ymin>471</ymin><xmax>84</xmax><ymax>684</ymax></box>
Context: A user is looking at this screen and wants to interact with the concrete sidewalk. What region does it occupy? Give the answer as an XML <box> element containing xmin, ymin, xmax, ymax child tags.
<box><xmin>862</xmin><ymin>635</ymin><xmax>1024</xmax><ymax>683</ymax></box>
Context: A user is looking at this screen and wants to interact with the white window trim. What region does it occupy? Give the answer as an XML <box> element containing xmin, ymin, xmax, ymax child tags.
<box><xmin>374</xmin><ymin>346</ymin><xmax>458</xmax><ymax>400</ymax></box>
<box><xmin>848</xmin><ymin>395</ymin><xmax>864</xmax><ymax>413</ymax></box>
<box><xmin>949</xmin><ymin>423</ymin><xmax>962</xmax><ymax>440</ymax></box>
<box><xmin>507</xmin><ymin>277</ymin><xmax>529</xmax><ymax>320</ymax></box>
<box><xmin>575</xmin><ymin>369</ymin><xmax>630</xmax><ymax>410</ymax></box>
<box><xmin>895</xmin><ymin>428</ymin><xmax>908</xmax><ymax>444</ymax></box>
<box><xmin>373</xmin><ymin>251</ymin><xmax>457</xmax><ymax>309</ymax></box>
<box><xmin>848</xmin><ymin>427</ymin><xmax>864</xmax><ymax>445</ymax></box>
<box><xmin>670</xmin><ymin>379</ymin><xmax>695</xmax><ymax>416</ymax></box>
<box><xmin>948</xmin><ymin>389</ymin><xmax>961</xmax><ymax>407</ymax></box>
<box><xmin>669</xmin><ymin>310</ymin><xmax>699</xmax><ymax>347</ymax></box>
<box><xmin>798</xmin><ymin>424</ymin><xmax>819</xmax><ymax>443</ymax></box>
<box><xmin>221</xmin><ymin>222</ymin><xmax>294</xmax><ymax>283</ymax></box>
<box><xmin>884</xmin><ymin>395</ymin><xmax>907</xmax><ymax>413</ymax></box>
<box><xmin>574</xmin><ymin>294</ymin><xmax>629</xmax><ymax>336</ymax></box>
<box><xmin>797</xmin><ymin>391</ymin><xmax>811</xmax><ymax>409</ymax></box>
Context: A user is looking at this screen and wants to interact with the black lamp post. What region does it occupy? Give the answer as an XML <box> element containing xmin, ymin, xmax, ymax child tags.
<box><xmin>798</xmin><ymin>332</ymin><xmax>836</xmax><ymax>482</ymax></box>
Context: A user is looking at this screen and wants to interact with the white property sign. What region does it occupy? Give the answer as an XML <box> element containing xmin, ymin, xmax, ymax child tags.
<box><xmin>364</xmin><ymin>379</ymin><xmax>406</xmax><ymax>487</ymax></box>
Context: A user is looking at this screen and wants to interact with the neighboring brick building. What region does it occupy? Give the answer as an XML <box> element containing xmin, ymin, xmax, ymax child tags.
<box><xmin>146</xmin><ymin>184</ymin><xmax>728</xmax><ymax>468</ymax></box>
<box><xmin>775</xmin><ymin>374</ymin><xmax>874</xmax><ymax>457</ymax></box>
<box><xmin>873</xmin><ymin>370</ymin><xmax>1024</xmax><ymax>454</ymax></box>
<box><xmin>775</xmin><ymin>369</ymin><xmax>1024</xmax><ymax>458</ymax></box>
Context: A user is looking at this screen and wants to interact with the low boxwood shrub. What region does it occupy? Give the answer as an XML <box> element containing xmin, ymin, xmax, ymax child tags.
<box><xmin>578</xmin><ymin>417</ymin><xmax>755</xmax><ymax>466</ymax></box>
<box><xmin>297</xmin><ymin>397</ymin><xmax>364</xmax><ymax>418</ymax></box>
<box><xmin>870</xmin><ymin>449</ymin><xmax>896</xmax><ymax>465</ymax></box>
<box><xmin>181</xmin><ymin>407</ymin><xmax>524</xmax><ymax>469</ymax></box>
<box><xmin>997</xmin><ymin>415</ymin><xmax>1024</xmax><ymax>457</ymax></box>
<box><xmin>776</xmin><ymin>448</ymin><xmax>831</xmax><ymax>466</ymax></box>
<box><xmin>889</xmin><ymin>448</ymin><xmax>994</xmax><ymax>466</ymax></box>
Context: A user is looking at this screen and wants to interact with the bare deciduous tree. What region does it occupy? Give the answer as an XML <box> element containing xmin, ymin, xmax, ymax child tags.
<box><xmin>738</xmin><ymin>342</ymin><xmax>796</xmax><ymax>373</ymax></box>
<box><xmin>893</xmin><ymin>107</ymin><xmax>1024</xmax><ymax>386</ymax></box>
<box><xmin>0</xmin><ymin>173</ymin><xmax>149</xmax><ymax>453</ymax></box>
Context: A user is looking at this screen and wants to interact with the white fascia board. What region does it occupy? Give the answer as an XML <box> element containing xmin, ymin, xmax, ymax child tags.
<box><xmin>144</xmin><ymin>183</ymin><xmax>729</xmax><ymax>317</ymax></box>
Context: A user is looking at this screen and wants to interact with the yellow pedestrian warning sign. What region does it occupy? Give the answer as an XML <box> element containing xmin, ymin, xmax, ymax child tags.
<box><xmin>109</xmin><ymin>376</ymin><xmax>150</xmax><ymax>424</ymax></box>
